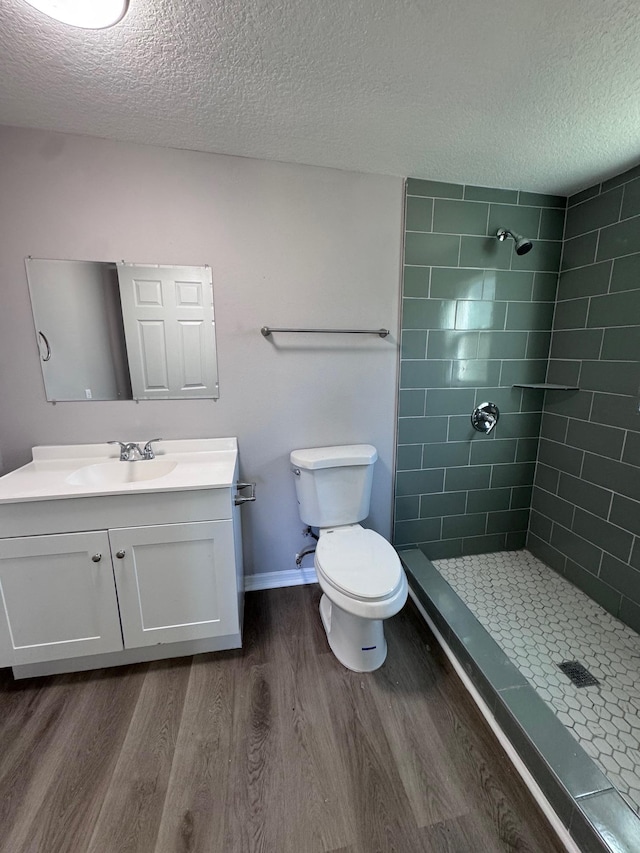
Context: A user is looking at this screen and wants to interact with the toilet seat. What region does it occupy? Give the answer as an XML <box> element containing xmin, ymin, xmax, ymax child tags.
<box><xmin>315</xmin><ymin>526</ymin><xmax>403</xmax><ymax>602</ymax></box>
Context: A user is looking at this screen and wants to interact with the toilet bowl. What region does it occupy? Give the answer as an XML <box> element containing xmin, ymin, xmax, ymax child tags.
<box><xmin>314</xmin><ymin>525</ymin><xmax>407</xmax><ymax>671</ymax></box>
<box><xmin>290</xmin><ymin>444</ymin><xmax>408</xmax><ymax>672</ymax></box>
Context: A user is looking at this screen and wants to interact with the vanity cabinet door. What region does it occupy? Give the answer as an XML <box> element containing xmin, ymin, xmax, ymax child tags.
<box><xmin>0</xmin><ymin>531</ymin><xmax>124</xmax><ymax>665</ymax></box>
<box><xmin>109</xmin><ymin>521</ymin><xmax>238</xmax><ymax>648</ymax></box>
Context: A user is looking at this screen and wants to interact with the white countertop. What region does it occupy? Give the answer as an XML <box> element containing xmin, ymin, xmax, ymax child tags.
<box><xmin>0</xmin><ymin>438</ymin><xmax>238</xmax><ymax>504</ymax></box>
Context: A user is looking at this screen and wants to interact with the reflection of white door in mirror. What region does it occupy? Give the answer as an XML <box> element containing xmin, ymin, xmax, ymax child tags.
<box><xmin>26</xmin><ymin>258</ymin><xmax>131</xmax><ymax>402</ymax></box>
<box><xmin>117</xmin><ymin>264</ymin><xmax>218</xmax><ymax>400</ymax></box>
<box><xmin>25</xmin><ymin>258</ymin><xmax>219</xmax><ymax>402</ymax></box>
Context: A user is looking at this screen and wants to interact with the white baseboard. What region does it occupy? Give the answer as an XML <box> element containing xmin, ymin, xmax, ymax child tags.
<box><xmin>244</xmin><ymin>567</ymin><xmax>318</xmax><ymax>591</ymax></box>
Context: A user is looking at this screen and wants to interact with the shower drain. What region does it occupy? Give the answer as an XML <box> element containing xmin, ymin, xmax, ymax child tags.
<box><xmin>557</xmin><ymin>660</ymin><xmax>600</xmax><ymax>688</ymax></box>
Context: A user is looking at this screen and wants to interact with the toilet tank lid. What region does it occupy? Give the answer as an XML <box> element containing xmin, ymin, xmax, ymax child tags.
<box><xmin>290</xmin><ymin>444</ymin><xmax>377</xmax><ymax>470</ymax></box>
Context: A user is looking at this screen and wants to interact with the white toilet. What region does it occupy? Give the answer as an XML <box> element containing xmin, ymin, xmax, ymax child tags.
<box><xmin>290</xmin><ymin>444</ymin><xmax>408</xmax><ymax>672</ymax></box>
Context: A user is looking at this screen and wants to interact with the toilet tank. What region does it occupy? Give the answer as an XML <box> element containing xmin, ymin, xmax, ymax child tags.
<box><xmin>290</xmin><ymin>444</ymin><xmax>377</xmax><ymax>528</ymax></box>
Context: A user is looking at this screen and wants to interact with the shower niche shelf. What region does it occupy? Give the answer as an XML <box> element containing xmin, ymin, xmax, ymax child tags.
<box><xmin>512</xmin><ymin>383</ymin><xmax>579</xmax><ymax>391</ymax></box>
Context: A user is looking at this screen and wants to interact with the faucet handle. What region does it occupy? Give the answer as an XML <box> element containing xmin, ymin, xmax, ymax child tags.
<box><xmin>108</xmin><ymin>440</ymin><xmax>145</xmax><ymax>461</ymax></box>
<box><xmin>143</xmin><ymin>438</ymin><xmax>163</xmax><ymax>459</ymax></box>
<box><xmin>107</xmin><ymin>440</ymin><xmax>128</xmax><ymax>461</ymax></box>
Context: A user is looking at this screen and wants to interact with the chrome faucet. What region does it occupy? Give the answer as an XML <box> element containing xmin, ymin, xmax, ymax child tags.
<box><xmin>108</xmin><ymin>438</ymin><xmax>164</xmax><ymax>461</ymax></box>
<box><xmin>108</xmin><ymin>440</ymin><xmax>145</xmax><ymax>461</ymax></box>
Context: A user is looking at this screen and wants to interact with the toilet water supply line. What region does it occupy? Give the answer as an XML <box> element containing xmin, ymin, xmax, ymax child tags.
<box><xmin>296</xmin><ymin>526</ymin><xmax>318</xmax><ymax>568</ymax></box>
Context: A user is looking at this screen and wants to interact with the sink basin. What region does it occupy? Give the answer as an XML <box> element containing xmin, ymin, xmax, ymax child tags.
<box><xmin>66</xmin><ymin>459</ymin><xmax>177</xmax><ymax>487</ymax></box>
<box><xmin>0</xmin><ymin>439</ymin><xmax>239</xmax><ymax>504</ymax></box>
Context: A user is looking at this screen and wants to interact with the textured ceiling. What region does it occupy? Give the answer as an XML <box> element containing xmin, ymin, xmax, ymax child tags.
<box><xmin>1</xmin><ymin>0</ymin><xmax>640</xmax><ymax>194</ymax></box>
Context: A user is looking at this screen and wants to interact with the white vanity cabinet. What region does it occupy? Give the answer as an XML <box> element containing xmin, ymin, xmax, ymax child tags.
<box><xmin>0</xmin><ymin>530</ymin><xmax>123</xmax><ymax>665</ymax></box>
<box><xmin>0</xmin><ymin>519</ymin><xmax>240</xmax><ymax>670</ymax></box>
<box><xmin>0</xmin><ymin>439</ymin><xmax>247</xmax><ymax>679</ymax></box>
<box><xmin>110</xmin><ymin>520</ymin><xmax>238</xmax><ymax>648</ymax></box>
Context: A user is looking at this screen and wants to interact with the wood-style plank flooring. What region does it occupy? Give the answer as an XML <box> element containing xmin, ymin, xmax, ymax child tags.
<box><xmin>0</xmin><ymin>585</ymin><xmax>565</xmax><ymax>852</ymax></box>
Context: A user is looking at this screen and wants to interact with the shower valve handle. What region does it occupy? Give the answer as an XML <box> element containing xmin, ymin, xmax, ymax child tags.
<box><xmin>471</xmin><ymin>402</ymin><xmax>499</xmax><ymax>435</ymax></box>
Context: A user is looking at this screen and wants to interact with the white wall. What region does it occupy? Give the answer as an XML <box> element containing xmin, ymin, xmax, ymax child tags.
<box><xmin>0</xmin><ymin>126</ymin><xmax>403</xmax><ymax>576</ymax></box>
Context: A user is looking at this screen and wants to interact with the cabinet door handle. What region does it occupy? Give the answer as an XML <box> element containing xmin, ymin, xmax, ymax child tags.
<box><xmin>38</xmin><ymin>331</ymin><xmax>52</xmax><ymax>362</ymax></box>
<box><xmin>116</xmin><ymin>550</ymin><xmax>126</xmax><ymax>559</ymax></box>
<box><xmin>91</xmin><ymin>553</ymin><xmax>102</xmax><ymax>562</ymax></box>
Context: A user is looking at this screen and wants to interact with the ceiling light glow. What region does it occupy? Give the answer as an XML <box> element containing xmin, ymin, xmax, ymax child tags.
<box><xmin>22</xmin><ymin>0</ymin><xmax>129</xmax><ymax>29</ymax></box>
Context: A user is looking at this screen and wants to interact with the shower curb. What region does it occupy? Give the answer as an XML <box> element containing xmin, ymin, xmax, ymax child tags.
<box><xmin>399</xmin><ymin>548</ymin><xmax>640</xmax><ymax>853</ymax></box>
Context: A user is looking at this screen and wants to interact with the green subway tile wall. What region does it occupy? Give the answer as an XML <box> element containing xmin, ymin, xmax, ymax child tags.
<box><xmin>529</xmin><ymin>166</ymin><xmax>640</xmax><ymax>633</ymax></box>
<box><xmin>395</xmin><ymin>179</ymin><xmax>565</xmax><ymax>559</ymax></box>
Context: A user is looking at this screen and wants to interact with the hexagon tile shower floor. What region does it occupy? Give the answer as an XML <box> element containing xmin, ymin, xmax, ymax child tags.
<box><xmin>435</xmin><ymin>549</ymin><xmax>640</xmax><ymax>813</ymax></box>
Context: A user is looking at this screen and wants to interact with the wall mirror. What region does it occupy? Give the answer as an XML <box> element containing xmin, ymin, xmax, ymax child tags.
<box><xmin>26</xmin><ymin>258</ymin><xmax>219</xmax><ymax>402</ymax></box>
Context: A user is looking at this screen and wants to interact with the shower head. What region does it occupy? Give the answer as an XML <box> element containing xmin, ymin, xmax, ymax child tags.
<box><xmin>496</xmin><ymin>228</ymin><xmax>534</xmax><ymax>255</ymax></box>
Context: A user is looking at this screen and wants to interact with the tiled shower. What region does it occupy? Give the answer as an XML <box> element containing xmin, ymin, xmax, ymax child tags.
<box><xmin>394</xmin><ymin>165</ymin><xmax>640</xmax><ymax>634</ymax></box>
<box><xmin>530</xmin><ymin>169</ymin><xmax>640</xmax><ymax>632</ymax></box>
<box><xmin>395</xmin><ymin>177</ymin><xmax>565</xmax><ymax>560</ymax></box>
<box><xmin>395</xmin><ymin>164</ymin><xmax>640</xmax><ymax>849</ymax></box>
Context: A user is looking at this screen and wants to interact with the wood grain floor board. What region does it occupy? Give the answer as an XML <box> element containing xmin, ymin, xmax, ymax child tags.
<box><xmin>0</xmin><ymin>676</ymin><xmax>80</xmax><ymax>847</ymax></box>
<box><xmin>224</xmin><ymin>586</ymin><xmax>354</xmax><ymax>852</ymax></box>
<box><xmin>268</xmin><ymin>588</ymin><xmax>357</xmax><ymax>853</ymax></box>
<box><xmin>220</xmin><ymin>661</ymin><xmax>287</xmax><ymax>853</ymax></box>
<box><xmin>355</xmin><ymin>606</ymin><xmax>456</xmax><ymax>833</ymax></box>
<box><xmin>7</xmin><ymin>666</ymin><xmax>146</xmax><ymax>853</ymax></box>
<box><xmin>0</xmin><ymin>675</ymin><xmax>69</xmax><ymax>793</ymax></box>
<box><xmin>322</xmin><ymin>650</ymin><xmax>426</xmax><ymax>853</ymax></box>
<box><xmin>418</xmin><ymin>812</ymin><xmax>514</xmax><ymax>853</ymax></box>
<box><xmin>368</xmin><ymin>623</ymin><xmax>473</xmax><ymax>829</ymax></box>
<box><xmin>0</xmin><ymin>586</ymin><xmax>568</xmax><ymax>853</ymax></box>
<box><xmin>0</xmin><ymin>674</ymin><xmax>50</xmax><ymax>767</ymax></box>
<box><xmin>425</xmin><ymin>642</ymin><xmax>565</xmax><ymax>852</ymax></box>
<box><xmin>86</xmin><ymin>658</ymin><xmax>191</xmax><ymax>853</ymax></box>
<box><xmin>154</xmin><ymin>651</ymin><xmax>239</xmax><ymax>853</ymax></box>
<box><xmin>270</xmin><ymin>583</ymin><xmax>329</xmax><ymax>661</ymax></box>
<box><xmin>270</xmin><ymin>651</ymin><xmax>356</xmax><ymax>850</ymax></box>
<box><xmin>240</xmin><ymin>583</ymin><xmax>288</xmax><ymax>667</ymax></box>
<box><xmin>0</xmin><ymin>671</ymin><xmax>86</xmax><ymax>784</ymax></box>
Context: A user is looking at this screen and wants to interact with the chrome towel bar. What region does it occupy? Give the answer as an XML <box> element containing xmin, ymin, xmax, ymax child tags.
<box><xmin>261</xmin><ymin>326</ymin><xmax>389</xmax><ymax>338</ymax></box>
